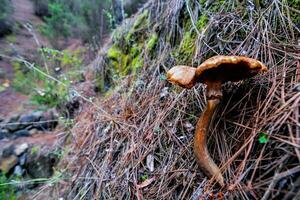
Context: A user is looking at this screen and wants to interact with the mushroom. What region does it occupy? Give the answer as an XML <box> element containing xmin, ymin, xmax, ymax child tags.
<box><xmin>167</xmin><ymin>56</ymin><xmax>267</xmax><ymax>187</ymax></box>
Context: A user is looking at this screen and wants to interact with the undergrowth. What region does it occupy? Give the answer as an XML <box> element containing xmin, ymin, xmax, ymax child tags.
<box><xmin>0</xmin><ymin>174</ymin><xmax>17</xmax><ymax>200</ymax></box>
<box><xmin>57</xmin><ymin>0</ymin><xmax>300</xmax><ymax>199</ymax></box>
<box><xmin>12</xmin><ymin>47</ymin><xmax>85</xmax><ymax>109</ymax></box>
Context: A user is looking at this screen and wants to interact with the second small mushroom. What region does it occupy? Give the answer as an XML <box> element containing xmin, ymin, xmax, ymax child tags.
<box><xmin>167</xmin><ymin>56</ymin><xmax>267</xmax><ymax>187</ymax></box>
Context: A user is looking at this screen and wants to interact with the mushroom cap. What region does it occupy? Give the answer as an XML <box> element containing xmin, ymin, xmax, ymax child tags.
<box><xmin>196</xmin><ymin>56</ymin><xmax>267</xmax><ymax>83</ymax></box>
<box><xmin>167</xmin><ymin>65</ymin><xmax>197</xmax><ymax>89</ymax></box>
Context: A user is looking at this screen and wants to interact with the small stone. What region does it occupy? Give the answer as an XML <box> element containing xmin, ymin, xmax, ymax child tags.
<box><xmin>19</xmin><ymin>114</ymin><xmax>39</xmax><ymax>129</ymax></box>
<box><xmin>0</xmin><ymin>129</ymin><xmax>9</xmax><ymax>140</ymax></box>
<box><xmin>29</xmin><ymin>128</ymin><xmax>40</xmax><ymax>135</ymax></box>
<box><xmin>14</xmin><ymin>143</ymin><xmax>28</xmax><ymax>156</ymax></box>
<box><xmin>160</xmin><ymin>87</ymin><xmax>169</xmax><ymax>99</ymax></box>
<box><xmin>293</xmin><ymin>84</ymin><xmax>300</xmax><ymax>92</ymax></box>
<box><xmin>0</xmin><ymin>155</ymin><xmax>18</xmax><ymax>173</ymax></box>
<box><xmin>54</xmin><ymin>67</ymin><xmax>61</xmax><ymax>72</ymax></box>
<box><xmin>5</xmin><ymin>115</ymin><xmax>21</xmax><ymax>132</ymax></box>
<box><xmin>13</xmin><ymin>165</ymin><xmax>23</xmax><ymax>176</ymax></box>
<box><xmin>19</xmin><ymin>153</ymin><xmax>27</xmax><ymax>166</ymax></box>
<box><xmin>13</xmin><ymin>129</ymin><xmax>30</xmax><ymax>138</ymax></box>
<box><xmin>2</xmin><ymin>145</ymin><xmax>15</xmax><ymax>157</ymax></box>
<box><xmin>35</xmin><ymin>110</ymin><xmax>58</xmax><ymax>130</ymax></box>
<box><xmin>32</xmin><ymin>111</ymin><xmax>43</xmax><ymax>120</ymax></box>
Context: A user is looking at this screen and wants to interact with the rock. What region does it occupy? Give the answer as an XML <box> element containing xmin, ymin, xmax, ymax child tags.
<box><xmin>5</xmin><ymin>115</ymin><xmax>21</xmax><ymax>132</ymax></box>
<box><xmin>0</xmin><ymin>155</ymin><xmax>18</xmax><ymax>173</ymax></box>
<box><xmin>2</xmin><ymin>145</ymin><xmax>15</xmax><ymax>158</ymax></box>
<box><xmin>25</xmin><ymin>153</ymin><xmax>58</xmax><ymax>179</ymax></box>
<box><xmin>14</xmin><ymin>143</ymin><xmax>28</xmax><ymax>156</ymax></box>
<box><xmin>294</xmin><ymin>84</ymin><xmax>300</xmax><ymax>92</ymax></box>
<box><xmin>0</xmin><ymin>129</ymin><xmax>10</xmax><ymax>140</ymax></box>
<box><xmin>12</xmin><ymin>129</ymin><xmax>30</xmax><ymax>138</ymax></box>
<box><xmin>35</xmin><ymin>110</ymin><xmax>58</xmax><ymax>130</ymax></box>
<box><xmin>19</xmin><ymin>153</ymin><xmax>27</xmax><ymax>166</ymax></box>
<box><xmin>19</xmin><ymin>114</ymin><xmax>41</xmax><ymax>130</ymax></box>
<box><xmin>13</xmin><ymin>165</ymin><xmax>23</xmax><ymax>176</ymax></box>
<box><xmin>29</xmin><ymin>128</ymin><xmax>40</xmax><ymax>135</ymax></box>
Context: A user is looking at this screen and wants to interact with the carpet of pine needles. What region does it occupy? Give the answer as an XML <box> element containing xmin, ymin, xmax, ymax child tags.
<box><xmin>50</xmin><ymin>0</ymin><xmax>300</xmax><ymax>199</ymax></box>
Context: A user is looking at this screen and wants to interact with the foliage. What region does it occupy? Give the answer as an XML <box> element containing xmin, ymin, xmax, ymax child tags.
<box><xmin>39</xmin><ymin>2</ymin><xmax>86</xmax><ymax>40</ymax></box>
<box><xmin>34</xmin><ymin>0</ymin><xmax>115</xmax><ymax>45</ymax></box>
<box><xmin>146</xmin><ymin>33</ymin><xmax>158</xmax><ymax>51</ymax></box>
<box><xmin>12</xmin><ymin>48</ymin><xmax>84</xmax><ymax>109</ymax></box>
<box><xmin>0</xmin><ymin>0</ymin><xmax>13</xmax><ymax>20</ymax></box>
<box><xmin>258</xmin><ymin>132</ymin><xmax>269</xmax><ymax>144</ymax></box>
<box><xmin>0</xmin><ymin>175</ymin><xmax>17</xmax><ymax>200</ymax></box>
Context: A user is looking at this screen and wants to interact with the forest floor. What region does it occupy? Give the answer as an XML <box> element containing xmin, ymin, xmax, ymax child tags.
<box><xmin>0</xmin><ymin>0</ymin><xmax>48</xmax><ymax>119</ymax></box>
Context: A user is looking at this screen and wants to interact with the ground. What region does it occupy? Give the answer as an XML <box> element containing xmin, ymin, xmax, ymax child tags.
<box><xmin>0</xmin><ymin>0</ymin><xmax>49</xmax><ymax>119</ymax></box>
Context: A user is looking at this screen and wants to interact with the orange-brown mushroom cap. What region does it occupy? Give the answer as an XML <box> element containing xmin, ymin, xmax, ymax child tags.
<box><xmin>167</xmin><ymin>65</ymin><xmax>197</xmax><ymax>89</ymax></box>
<box><xmin>196</xmin><ymin>56</ymin><xmax>267</xmax><ymax>83</ymax></box>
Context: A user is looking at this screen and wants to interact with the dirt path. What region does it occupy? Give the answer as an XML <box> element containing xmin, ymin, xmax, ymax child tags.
<box><xmin>0</xmin><ymin>0</ymin><xmax>49</xmax><ymax>119</ymax></box>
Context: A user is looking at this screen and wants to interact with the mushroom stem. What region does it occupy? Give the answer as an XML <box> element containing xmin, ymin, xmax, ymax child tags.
<box><xmin>193</xmin><ymin>81</ymin><xmax>225</xmax><ymax>187</ymax></box>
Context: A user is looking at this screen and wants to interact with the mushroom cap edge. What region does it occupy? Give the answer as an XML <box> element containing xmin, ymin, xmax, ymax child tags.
<box><xmin>167</xmin><ymin>65</ymin><xmax>197</xmax><ymax>89</ymax></box>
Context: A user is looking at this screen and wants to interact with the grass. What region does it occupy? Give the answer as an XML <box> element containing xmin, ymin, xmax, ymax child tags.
<box><xmin>0</xmin><ymin>175</ymin><xmax>17</xmax><ymax>200</ymax></box>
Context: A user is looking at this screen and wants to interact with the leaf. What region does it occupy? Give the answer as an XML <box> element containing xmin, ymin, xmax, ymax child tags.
<box><xmin>258</xmin><ymin>132</ymin><xmax>269</xmax><ymax>144</ymax></box>
<box><xmin>140</xmin><ymin>174</ymin><xmax>148</xmax><ymax>182</ymax></box>
<box><xmin>137</xmin><ymin>176</ymin><xmax>156</xmax><ymax>189</ymax></box>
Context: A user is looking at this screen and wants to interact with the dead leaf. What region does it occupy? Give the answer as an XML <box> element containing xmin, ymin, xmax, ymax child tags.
<box><xmin>137</xmin><ymin>176</ymin><xmax>156</xmax><ymax>189</ymax></box>
<box><xmin>3</xmin><ymin>79</ymin><xmax>10</xmax><ymax>88</ymax></box>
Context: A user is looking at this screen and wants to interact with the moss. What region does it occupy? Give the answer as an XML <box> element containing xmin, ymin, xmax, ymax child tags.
<box><xmin>172</xmin><ymin>11</ymin><xmax>209</xmax><ymax>64</ymax></box>
<box><xmin>107</xmin><ymin>45</ymin><xmax>122</xmax><ymax>60</ymax></box>
<box><xmin>132</xmin><ymin>10</ymin><xmax>149</xmax><ymax>30</ymax></box>
<box><xmin>130</xmin><ymin>43</ymin><xmax>141</xmax><ymax>57</ymax></box>
<box><xmin>176</xmin><ymin>32</ymin><xmax>196</xmax><ymax>63</ymax></box>
<box><xmin>196</xmin><ymin>14</ymin><xmax>208</xmax><ymax>30</ymax></box>
<box><xmin>146</xmin><ymin>33</ymin><xmax>158</xmax><ymax>51</ymax></box>
<box><xmin>131</xmin><ymin>56</ymin><xmax>144</xmax><ymax>73</ymax></box>
<box><xmin>107</xmin><ymin>43</ymin><xmax>144</xmax><ymax>78</ymax></box>
<box><xmin>199</xmin><ymin>0</ymin><xmax>206</xmax><ymax>6</ymax></box>
<box><xmin>126</xmin><ymin>10</ymin><xmax>149</xmax><ymax>43</ymax></box>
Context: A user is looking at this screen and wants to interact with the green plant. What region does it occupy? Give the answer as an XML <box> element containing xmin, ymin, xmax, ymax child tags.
<box><xmin>0</xmin><ymin>174</ymin><xmax>17</xmax><ymax>200</ymax></box>
<box><xmin>31</xmin><ymin>146</ymin><xmax>41</xmax><ymax>155</ymax></box>
<box><xmin>39</xmin><ymin>2</ymin><xmax>85</xmax><ymax>40</ymax></box>
<box><xmin>12</xmin><ymin>48</ymin><xmax>84</xmax><ymax>109</ymax></box>
<box><xmin>258</xmin><ymin>132</ymin><xmax>269</xmax><ymax>144</ymax></box>
<box><xmin>140</xmin><ymin>174</ymin><xmax>148</xmax><ymax>182</ymax></box>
